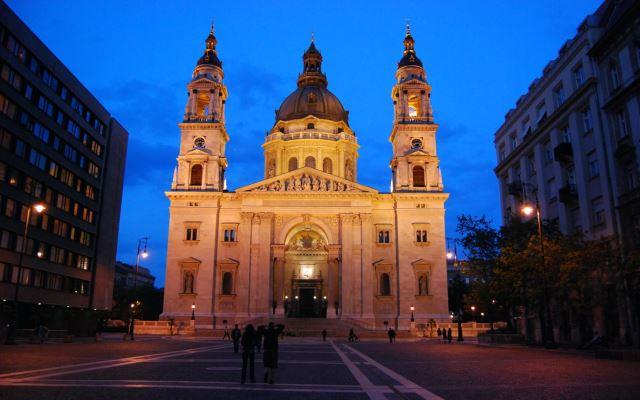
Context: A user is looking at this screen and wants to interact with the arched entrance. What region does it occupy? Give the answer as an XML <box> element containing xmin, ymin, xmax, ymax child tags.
<box><xmin>283</xmin><ymin>227</ymin><xmax>329</xmax><ymax>318</ymax></box>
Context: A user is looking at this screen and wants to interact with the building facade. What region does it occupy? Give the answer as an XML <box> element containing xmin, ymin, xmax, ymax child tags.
<box><xmin>494</xmin><ymin>0</ymin><xmax>639</xmax><ymax>340</ymax></box>
<box><xmin>114</xmin><ymin>262</ymin><xmax>156</xmax><ymax>294</ymax></box>
<box><xmin>0</xmin><ymin>2</ymin><xmax>128</xmax><ymax>321</ymax></box>
<box><xmin>162</xmin><ymin>26</ymin><xmax>449</xmax><ymax>330</ymax></box>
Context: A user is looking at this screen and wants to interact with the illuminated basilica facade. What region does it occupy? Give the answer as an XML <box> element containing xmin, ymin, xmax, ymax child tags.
<box><xmin>162</xmin><ymin>26</ymin><xmax>449</xmax><ymax>330</ymax></box>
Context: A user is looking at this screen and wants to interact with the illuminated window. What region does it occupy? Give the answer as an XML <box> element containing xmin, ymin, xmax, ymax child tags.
<box><xmin>416</xmin><ymin>230</ymin><xmax>428</xmax><ymax>243</ymax></box>
<box><xmin>190</xmin><ymin>164</ymin><xmax>203</xmax><ymax>186</ymax></box>
<box><xmin>412</xmin><ymin>166</ymin><xmax>425</xmax><ymax>187</ymax></box>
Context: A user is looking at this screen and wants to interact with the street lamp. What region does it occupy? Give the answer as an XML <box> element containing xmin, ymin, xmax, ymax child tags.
<box><xmin>191</xmin><ymin>303</ymin><xmax>196</xmax><ymax>321</ymax></box>
<box><xmin>410</xmin><ymin>305</ymin><xmax>415</xmax><ymax>322</ymax></box>
<box><xmin>520</xmin><ymin>194</ymin><xmax>557</xmax><ymax>349</ymax></box>
<box><xmin>470</xmin><ymin>305</ymin><xmax>476</xmax><ymax>311</ymax></box>
<box><xmin>129</xmin><ymin>302</ymin><xmax>136</xmax><ymax>341</ymax></box>
<box><xmin>5</xmin><ymin>203</ymin><xmax>46</xmax><ymax>345</ymax></box>
<box><xmin>133</xmin><ymin>237</ymin><xmax>149</xmax><ymax>292</ymax></box>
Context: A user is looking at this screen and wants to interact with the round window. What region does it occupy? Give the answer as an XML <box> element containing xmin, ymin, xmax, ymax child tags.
<box><xmin>411</xmin><ymin>138</ymin><xmax>423</xmax><ymax>149</ymax></box>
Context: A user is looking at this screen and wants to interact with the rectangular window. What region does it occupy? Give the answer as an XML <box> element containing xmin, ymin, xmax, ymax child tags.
<box><xmin>415</xmin><ymin>230</ymin><xmax>428</xmax><ymax>243</ymax></box>
<box><xmin>77</xmin><ymin>255</ymin><xmax>90</xmax><ymax>270</ymax></box>
<box><xmin>90</xmin><ymin>140</ymin><xmax>102</xmax><ymax>156</ymax></box>
<box><xmin>499</xmin><ymin>144</ymin><xmax>506</xmax><ymax>161</ymax></box>
<box><xmin>37</xmin><ymin>95</ymin><xmax>54</xmax><ymax>116</ymax></box>
<box><xmin>55</xmin><ymin>194</ymin><xmax>70</xmax><ymax>212</ymax></box>
<box><xmin>28</xmin><ymin>148</ymin><xmax>47</xmax><ymax>170</ymax></box>
<box><xmin>186</xmin><ymin>227</ymin><xmax>199</xmax><ymax>241</ymax></box>
<box><xmin>0</xmin><ymin>129</ymin><xmax>12</xmax><ymax>149</ymax></box>
<box><xmin>82</xmin><ymin>208</ymin><xmax>95</xmax><ymax>223</ymax></box>
<box><xmin>33</xmin><ymin>122</ymin><xmax>50</xmax><ymax>143</ymax></box>
<box><xmin>553</xmin><ymin>84</ymin><xmax>565</xmax><ymax>109</ymax></box>
<box><xmin>85</xmin><ymin>184</ymin><xmax>95</xmax><ymax>200</ymax></box>
<box><xmin>573</xmin><ymin>64</ymin><xmax>584</xmax><ymax>88</ymax></box>
<box><xmin>587</xmin><ymin>152</ymin><xmax>600</xmax><ymax>179</ymax></box>
<box><xmin>535</xmin><ymin>103</ymin><xmax>547</xmax><ymax>125</ymax></box>
<box><xmin>377</xmin><ymin>230</ymin><xmax>391</xmax><ymax>244</ymax></box>
<box><xmin>616</xmin><ymin>111</ymin><xmax>629</xmax><ymax>138</ymax></box>
<box><xmin>610</xmin><ymin>63</ymin><xmax>620</xmax><ymax>91</ymax></box>
<box><xmin>88</xmin><ymin>162</ymin><xmax>100</xmax><ymax>178</ymax></box>
<box><xmin>0</xmin><ymin>93</ymin><xmax>17</xmax><ymax>119</ymax></box>
<box><xmin>4</xmin><ymin>198</ymin><xmax>16</xmax><ymax>218</ymax></box>
<box><xmin>592</xmin><ymin>198</ymin><xmax>606</xmax><ymax>227</ymax></box>
<box><xmin>560</xmin><ymin>125</ymin><xmax>571</xmax><ymax>143</ymax></box>
<box><xmin>510</xmin><ymin>135</ymin><xmax>517</xmax><ymax>150</ymax></box>
<box><xmin>1</xmin><ymin>64</ymin><xmax>22</xmax><ymax>90</ymax></box>
<box><xmin>223</xmin><ymin>228</ymin><xmax>237</xmax><ymax>242</ymax></box>
<box><xmin>66</xmin><ymin>120</ymin><xmax>81</xmax><ymax>139</ymax></box>
<box><xmin>582</xmin><ymin>107</ymin><xmax>593</xmax><ymax>133</ymax></box>
<box><xmin>544</xmin><ymin>141</ymin><xmax>553</xmax><ymax>163</ymax></box>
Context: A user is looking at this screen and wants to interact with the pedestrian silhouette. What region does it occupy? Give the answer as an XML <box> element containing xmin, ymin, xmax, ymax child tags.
<box><xmin>240</xmin><ymin>324</ymin><xmax>257</xmax><ymax>384</ymax></box>
<box><xmin>437</xmin><ymin>327</ymin><xmax>442</xmax><ymax>337</ymax></box>
<box><xmin>222</xmin><ymin>325</ymin><xmax>231</xmax><ymax>341</ymax></box>
<box><xmin>447</xmin><ymin>328</ymin><xmax>452</xmax><ymax>343</ymax></box>
<box><xmin>348</xmin><ymin>328</ymin><xmax>359</xmax><ymax>342</ymax></box>
<box><xmin>231</xmin><ymin>324</ymin><xmax>241</xmax><ymax>353</ymax></box>
<box><xmin>256</xmin><ymin>325</ymin><xmax>264</xmax><ymax>353</ymax></box>
<box><xmin>262</xmin><ymin>322</ymin><xmax>285</xmax><ymax>384</ymax></box>
<box><xmin>388</xmin><ymin>328</ymin><xmax>396</xmax><ymax>343</ymax></box>
<box><xmin>321</xmin><ymin>329</ymin><xmax>327</xmax><ymax>341</ymax></box>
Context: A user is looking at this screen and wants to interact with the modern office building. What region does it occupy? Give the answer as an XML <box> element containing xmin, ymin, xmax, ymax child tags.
<box><xmin>0</xmin><ymin>1</ymin><xmax>128</xmax><ymax>327</ymax></box>
<box><xmin>494</xmin><ymin>0</ymin><xmax>639</xmax><ymax>341</ymax></box>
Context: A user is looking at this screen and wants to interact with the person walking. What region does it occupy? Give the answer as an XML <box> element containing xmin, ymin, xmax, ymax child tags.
<box><xmin>321</xmin><ymin>329</ymin><xmax>327</xmax><ymax>342</ymax></box>
<box><xmin>231</xmin><ymin>324</ymin><xmax>242</xmax><ymax>353</ymax></box>
<box><xmin>222</xmin><ymin>325</ymin><xmax>231</xmax><ymax>341</ymax></box>
<box><xmin>388</xmin><ymin>328</ymin><xmax>396</xmax><ymax>343</ymax></box>
<box><xmin>447</xmin><ymin>328</ymin><xmax>452</xmax><ymax>343</ymax></box>
<box><xmin>437</xmin><ymin>327</ymin><xmax>442</xmax><ymax>338</ymax></box>
<box><xmin>348</xmin><ymin>328</ymin><xmax>359</xmax><ymax>342</ymax></box>
<box><xmin>443</xmin><ymin>328</ymin><xmax>448</xmax><ymax>343</ymax></box>
<box><xmin>255</xmin><ymin>325</ymin><xmax>264</xmax><ymax>353</ymax></box>
<box><xmin>240</xmin><ymin>324</ymin><xmax>257</xmax><ymax>384</ymax></box>
<box><xmin>262</xmin><ymin>322</ymin><xmax>285</xmax><ymax>384</ymax></box>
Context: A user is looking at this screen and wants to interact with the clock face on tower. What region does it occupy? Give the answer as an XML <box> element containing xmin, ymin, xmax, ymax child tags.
<box><xmin>194</xmin><ymin>137</ymin><xmax>206</xmax><ymax>149</ymax></box>
<box><xmin>411</xmin><ymin>138</ymin><xmax>423</xmax><ymax>149</ymax></box>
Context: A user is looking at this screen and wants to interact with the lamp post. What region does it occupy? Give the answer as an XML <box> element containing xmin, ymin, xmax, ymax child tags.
<box><xmin>133</xmin><ymin>237</ymin><xmax>149</xmax><ymax>293</ymax></box>
<box><xmin>521</xmin><ymin>194</ymin><xmax>557</xmax><ymax>349</ymax></box>
<box><xmin>410</xmin><ymin>305</ymin><xmax>415</xmax><ymax>322</ymax></box>
<box><xmin>191</xmin><ymin>303</ymin><xmax>196</xmax><ymax>321</ymax></box>
<box><xmin>129</xmin><ymin>302</ymin><xmax>135</xmax><ymax>341</ymax></box>
<box><xmin>5</xmin><ymin>203</ymin><xmax>46</xmax><ymax>345</ymax></box>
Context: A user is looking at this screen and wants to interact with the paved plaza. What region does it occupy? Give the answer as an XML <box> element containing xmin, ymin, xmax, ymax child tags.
<box><xmin>1</xmin><ymin>336</ymin><xmax>639</xmax><ymax>400</ymax></box>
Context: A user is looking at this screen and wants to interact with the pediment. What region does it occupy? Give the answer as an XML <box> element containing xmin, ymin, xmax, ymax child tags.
<box><xmin>236</xmin><ymin>167</ymin><xmax>378</xmax><ymax>193</ymax></box>
<box><xmin>405</xmin><ymin>148</ymin><xmax>431</xmax><ymax>157</ymax></box>
<box><xmin>179</xmin><ymin>257</ymin><xmax>201</xmax><ymax>264</ymax></box>
<box><xmin>184</xmin><ymin>148</ymin><xmax>211</xmax><ymax>156</ymax></box>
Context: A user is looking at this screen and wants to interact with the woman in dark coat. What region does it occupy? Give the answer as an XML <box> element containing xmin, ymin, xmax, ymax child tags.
<box><xmin>262</xmin><ymin>322</ymin><xmax>285</xmax><ymax>384</ymax></box>
<box><xmin>240</xmin><ymin>324</ymin><xmax>256</xmax><ymax>384</ymax></box>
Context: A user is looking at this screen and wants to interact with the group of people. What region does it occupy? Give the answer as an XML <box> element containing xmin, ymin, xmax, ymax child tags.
<box><xmin>437</xmin><ymin>327</ymin><xmax>453</xmax><ymax>343</ymax></box>
<box><xmin>226</xmin><ymin>322</ymin><xmax>285</xmax><ymax>384</ymax></box>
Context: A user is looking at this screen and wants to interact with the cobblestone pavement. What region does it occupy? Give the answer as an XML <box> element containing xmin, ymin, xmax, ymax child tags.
<box><xmin>1</xmin><ymin>336</ymin><xmax>639</xmax><ymax>400</ymax></box>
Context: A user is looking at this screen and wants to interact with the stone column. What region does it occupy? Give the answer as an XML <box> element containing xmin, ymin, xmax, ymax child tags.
<box><xmin>340</xmin><ymin>214</ymin><xmax>355</xmax><ymax>318</ymax></box>
<box><xmin>359</xmin><ymin>214</ymin><xmax>374</xmax><ymax>324</ymax></box>
<box><xmin>326</xmin><ymin>244</ymin><xmax>341</xmax><ymax>319</ymax></box>
<box><xmin>272</xmin><ymin>245</ymin><xmax>285</xmax><ymax>316</ymax></box>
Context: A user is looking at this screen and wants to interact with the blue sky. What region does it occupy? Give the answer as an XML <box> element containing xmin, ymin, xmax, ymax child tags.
<box><xmin>7</xmin><ymin>0</ymin><xmax>602</xmax><ymax>286</ymax></box>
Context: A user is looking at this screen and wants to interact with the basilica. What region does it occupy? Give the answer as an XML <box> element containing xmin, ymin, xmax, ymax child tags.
<box><xmin>161</xmin><ymin>25</ymin><xmax>449</xmax><ymax>330</ymax></box>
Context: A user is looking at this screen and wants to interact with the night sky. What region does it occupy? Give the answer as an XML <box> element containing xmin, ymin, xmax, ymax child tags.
<box><xmin>7</xmin><ymin>0</ymin><xmax>601</xmax><ymax>285</ymax></box>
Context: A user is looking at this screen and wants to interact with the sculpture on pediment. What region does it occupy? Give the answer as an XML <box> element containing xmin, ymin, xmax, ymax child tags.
<box><xmin>301</xmin><ymin>174</ymin><xmax>311</xmax><ymax>190</ymax></box>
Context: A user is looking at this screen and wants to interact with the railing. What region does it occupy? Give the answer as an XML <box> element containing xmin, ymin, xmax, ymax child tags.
<box><xmin>397</xmin><ymin>115</ymin><xmax>432</xmax><ymax>124</ymax></box>
<box><xmin>183</xmin><ymin>115</ymin><xmax>220</xmax><ymax>123</ymax></box>
<box><xmin>265</xmin><ymin>131</ymin><xmax>357</xmax><ymax>143</ymax></box>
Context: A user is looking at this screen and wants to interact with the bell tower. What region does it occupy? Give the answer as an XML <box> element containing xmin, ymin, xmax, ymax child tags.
<box><xmin>172</xmin><ymin>25</ymin><xmax>229</xmax><ymax>191</ymax></box>
<box><xmin>389</xmin><ymin>25</ymin><xmax>443</xmax><ymax>192</ymax></box>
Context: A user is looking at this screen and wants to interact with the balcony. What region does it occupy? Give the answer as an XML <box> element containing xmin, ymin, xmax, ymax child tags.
<box><xmin>507</xmin><ymin>181</ymin><xmax>523</xmax><ymax>197</ymax></box>
<box><xmin>614</xmin><ymin>136</ymin><xmax>636</xmax><ymax>162</ymax></box>
<box><xmin>553</xmin><ymin>142</ymin><xmax>573</xmax><ymax>163</ymax></box>
<box><xmin>558</xmin><ymin>183</ymin><xmax>578</xmax><ymax>204</ymax></box>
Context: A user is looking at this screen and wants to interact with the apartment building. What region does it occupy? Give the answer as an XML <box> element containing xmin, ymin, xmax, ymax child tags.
<box><xmin>0</xmin><ymin>1</ymin><xmax>128</xmax><ymax>328</ymax></box>
<box><xmin>494</xmin><ymin>0</ymin><xmax>639</xmax><ymax>342</ymax></box>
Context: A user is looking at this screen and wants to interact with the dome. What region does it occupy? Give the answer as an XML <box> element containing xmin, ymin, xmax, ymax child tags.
<box><xmin>275</xmin><ymin>40</ymin><xmax>349</xmax><ymax>125</ymax></box>
<box><xmin>276</xmin><ymin>85</ymin><xmax>348</xmax><ymax>123</ymax></box>
<box><xmin>398</xmin><ymin>25</ymin><xmax>423</xmax><ymax>68</ymax></box>
<box><xmin>196</xmin><ymin>27</ymin><xmax>222</xmax><ymax>68</ymax></box>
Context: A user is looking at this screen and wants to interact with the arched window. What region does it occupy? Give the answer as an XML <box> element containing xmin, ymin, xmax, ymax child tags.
<box><xmin>305</xmin><ymin>156</ymin><xmax>316</xmax><ymax>169</ymax></box>
<box><xmin>183</xmin><ymin>271</ymin><xmax>194</xmax><ymax>294</ymax></box>
<box><xmin>288</xmin><ymin>157</ymin><xmax>298</xmax><ymax>172</ymax></box>
<box><xmin>609</xmin><ymin>62</ymin><xmax>620</xmax><ymax>90</ymax></box>
<box><xmin>323</xmin><ymin>158</ymin><xmax>333</xmax><ymax>174</ymax></box>
<box><xmin>412</xmin><ymin>166</ymin><xmax>425</xmax><ymax>187</ymax></box>
<box><xmin>222</xmin><ymin>272</ymin><xmax>233</xmax><ymax>295</ymax></box>
<box><xmin>190</xmin><ymin>164</ymin><xmax>203</xmax><ymax>186</ymax></box>
<box><xmin>380</xmin><ymin>273</ymin><xmax>391</xmax><ymax>296</ymax></box>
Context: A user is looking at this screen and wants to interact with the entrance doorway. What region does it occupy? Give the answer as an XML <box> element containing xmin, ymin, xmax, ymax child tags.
<box><xmin>299</xmin><ymin>288</ymin><xmax>315</xmax><ymax>317</ymax></box>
